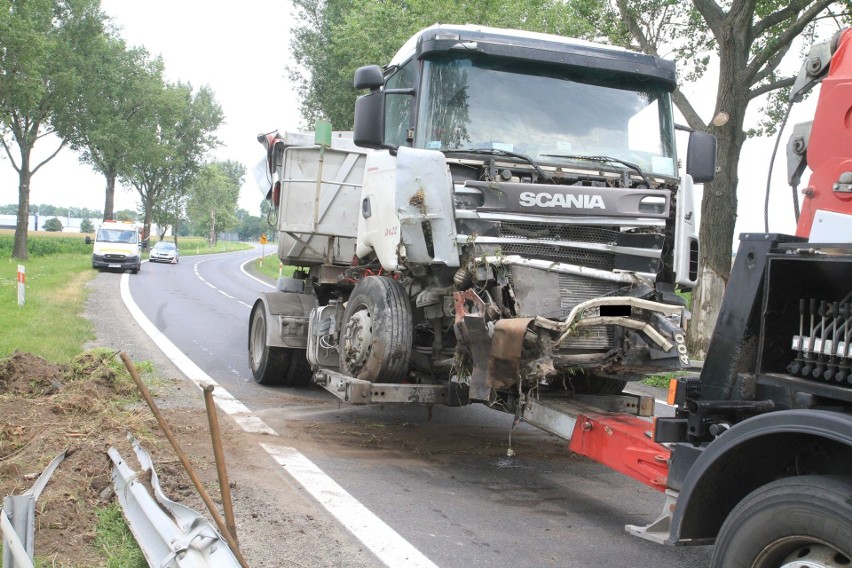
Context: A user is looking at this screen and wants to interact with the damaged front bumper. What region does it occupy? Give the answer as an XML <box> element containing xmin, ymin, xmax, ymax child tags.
<box><xmin>454</xmin><ymin>255</ymin><xmax>688</xmax><ymax>400</ymax></box>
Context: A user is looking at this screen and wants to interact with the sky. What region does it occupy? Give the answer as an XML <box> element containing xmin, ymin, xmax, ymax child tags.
<box><xmin>0</xmin><ymin>2</ymin><xmax>826</xmax><ymax>236</ymax></box>
<box><xmin>0</xmin><ymin>0</ymin><xmax>302</xmax><ymax>217</ymax></box>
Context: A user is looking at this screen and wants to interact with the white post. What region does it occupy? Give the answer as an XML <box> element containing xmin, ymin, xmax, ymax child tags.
<box><xmin>17</xmin><ymin>265</ymin><xmax>25</xmax><ymax>306</ymax></box>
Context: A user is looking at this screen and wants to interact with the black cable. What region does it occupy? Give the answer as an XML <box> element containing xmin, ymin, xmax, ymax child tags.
<box><xmin>764</xmin><ymin>101</ymin><xmax>796</xmax><ymax>232</ymax></box>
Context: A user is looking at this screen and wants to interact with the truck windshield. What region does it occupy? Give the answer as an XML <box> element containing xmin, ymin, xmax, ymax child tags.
<box><xmin>97</xmin><ymin>229</ymin><xmax>137</xmax><ymax>244</ymax></box>
<box><xmin>415</xmin><ymin>53</ymin><xmax>678</xmax><ymax>177</ymax></box>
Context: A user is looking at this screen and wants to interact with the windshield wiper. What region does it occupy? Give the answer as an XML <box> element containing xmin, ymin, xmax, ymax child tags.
<box><xmin>444</xmin><ymin>148</ymin><xmax>550</xmax><ymax>181</ymax></box>
<box><xmin>541</xmin><ymin>154</ymin><xmax>652</xmax><ymax>188</ymax></box>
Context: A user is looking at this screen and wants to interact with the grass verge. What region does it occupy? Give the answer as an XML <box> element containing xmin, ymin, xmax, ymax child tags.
<box><xmin>94</xmin><ymin>505</ymin><xmax>147</xmax><ymax>568</ymax></box>
<box><xmin>253</xmin><ymin>253</ymin><xmax>296</xmax><ymax>281</ymax></box>
<box><xmin>0</xmin><ymin>254</ymin><xmax>96</xmax><ymax>363</ymax></box>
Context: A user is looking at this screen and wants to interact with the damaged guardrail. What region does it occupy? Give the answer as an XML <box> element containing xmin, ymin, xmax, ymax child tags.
<box><xmin>108</xmin><ymin>436</ymin><xmax>241</xmax><ymax>568</ymax></box>
<box><xmin>1</xmin><ymin>451</ymin><xmax>65</xmax><ymax>568</ymax></box>
<box><xmin>117</xmin><ymin>351</ymin><xmax>249</xmax><ymax>568</ymax></box>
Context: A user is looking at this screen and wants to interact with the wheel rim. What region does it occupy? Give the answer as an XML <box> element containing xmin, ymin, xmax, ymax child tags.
<box><xmin>250</xmin><ymin>308</ymin><xmax>266</xmax><ymax>372</ymax></box>
<box><xmin>342</xmin><ymin>306</ymin><xmax>373</xmax><ymax>375</ymax></box>
<box><xmin>756</xmin><ymin>538</ymin><xmax>851</xmax><ymax>568</ymax></box>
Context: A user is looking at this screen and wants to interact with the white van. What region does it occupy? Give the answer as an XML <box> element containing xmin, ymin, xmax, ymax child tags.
<box><xmin>91</xmin><ymin>221</ymin><xmax>142</xmax><ymax>274</ymax></box>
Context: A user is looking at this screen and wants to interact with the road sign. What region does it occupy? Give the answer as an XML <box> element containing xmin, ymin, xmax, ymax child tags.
<box><xmin>259</xmin><ymin>235</ymin><xmax>268</xmax><ymax>245</ymax></box>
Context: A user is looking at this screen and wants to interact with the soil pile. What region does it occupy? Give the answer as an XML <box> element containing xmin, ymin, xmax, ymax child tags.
<box><xmin>0</xmin><ymin>350</ymin><xmax>196</xmax><ymax>566</ymax></box>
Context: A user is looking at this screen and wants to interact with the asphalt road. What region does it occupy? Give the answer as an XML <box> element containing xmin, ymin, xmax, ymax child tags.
<box><xmin>122</xmin><ymin>247</ymin><xmax>713</xmax><ymax>568</ymax></box>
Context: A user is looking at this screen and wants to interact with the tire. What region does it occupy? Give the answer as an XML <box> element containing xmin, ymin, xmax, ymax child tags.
<box><xmin>283</xmin><ymin>349</ymin><xmax>312</xmax><ymax>386</ymax></box>
<box><xmin>710</xmin><ymin>475</ymin><xmax>852</xmax><ymax>568</ymax></box>
<box><xmin>248</xmin><ymin>302</ymin><xmax>289</xmax><ymax>385</ymax></box>
<box><xmin>340</xmin><ymin>276</ymin><xmax>412</xmax><ymax>383</ymax></box>
<box><xmin>249</xmin><ymin>302</ymin><xmax>313</xmax><ymax>386</ymax></box>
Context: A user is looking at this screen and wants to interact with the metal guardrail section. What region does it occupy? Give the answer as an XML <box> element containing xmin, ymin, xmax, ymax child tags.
<box><xmin>2</xmin><ymin>451</ymin><xmax>66</xmax><ymax>568</ymax></box>
<box><xmin>108</xmin><ymin>436</ymin><xmax>241</xmax><ymax>568</ymax></box>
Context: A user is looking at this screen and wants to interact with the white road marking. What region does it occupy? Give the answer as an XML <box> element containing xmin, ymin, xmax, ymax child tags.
<box><xmin>262</xmin><ymin>444</ymin><xmax>440</xmax><ymax>568</ymax></box>
<box><xmin>120</xmin><ymin>266</ymin><xmax>435</xmax><ymax>567</ymax></box>
<box><xmin>240</xmin><ymin>257</ymin><xmax>276</xmax><ymax>289</ymax></box>
<box><xmin>119</xmin><ymin>273</ymin><xmax>277</xmax><ymax>435</ymax></box>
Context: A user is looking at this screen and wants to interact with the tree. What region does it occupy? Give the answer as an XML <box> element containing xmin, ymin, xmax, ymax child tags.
<box><xmin>289</xmin><ymin>0</ymin><xmax>594</xmax><ymax>129</ymax></box>
<box><xmin>57</xmin><ymin>32</ymin><xmax>165</xmax><ymax>222</ymax></box>
<box><xmin>187</xmin><ymin>161</ymin><xmax>244</xmax><ymax>246</ymax></box>
<box><xmin>114</xmin><ymin>209</ymin><xmax>138</xmax><ymax>222</ymax></box>
<box><xmin>80</xmin><ymin>218</ymin><xmax>94</xmax><ymax>233</ymax></box>
<box><xmin>122</xmin><ymin>82</ymin><xmax>223</xmax><ymax>242</ymax></box>
<box><xmin>236</xmin><ymin>208</ymin><xmax>265</xmax><ymax>241</ymax></box>
<box><xmin>579</xmin><ymin>0</ymin><xmax>851</xmax><ymax>356</ymax></box>
<box><xmin>0</xmin><ymin>0</ymin><xmax>107</xmax><ymax>259</ymax></box>
<box><xmin>43</xmin><ymin>217</ymin><xmax>63</xmax><ymax>232</ymax></box>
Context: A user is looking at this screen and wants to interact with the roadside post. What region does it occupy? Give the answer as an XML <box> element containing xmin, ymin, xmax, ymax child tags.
<box><xmin>16</xmin><ymin>265</ymin><xmax>25</xmax><ymax>306</ymax></box>
<box><xmin>259</xmin><ymin>234</ymin><xmax>267</xmax><ymax>266</ymax></box>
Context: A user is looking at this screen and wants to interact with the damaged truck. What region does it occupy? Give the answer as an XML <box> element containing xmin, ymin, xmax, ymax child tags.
<box><xmin>248</xmin><ymin>24</ymin><xmax>852</xmax><ymax>567</ymax></box>
<box><xmin>249</xmin><ymin>24</ymin><xmax>716</xmax><ymax>407</ymax></box>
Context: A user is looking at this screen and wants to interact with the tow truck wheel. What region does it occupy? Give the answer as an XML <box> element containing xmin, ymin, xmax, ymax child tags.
<box><xmin>249</xmin><ymin>302</ymin><xmax>288</xmax><ymax>385</ymax></box>
<box><xmin>340</xmin><ymin>276</ymin><xmax>412</xmax><ymax>383</ymax></box>
<box><xmin>710</xmin><ymin>475</ymin><xmax>852</xmax><ymax>568</ymax></box>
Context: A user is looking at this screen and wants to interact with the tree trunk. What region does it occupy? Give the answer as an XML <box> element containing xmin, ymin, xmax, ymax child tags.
<box><xmin>103</xmin><ymin>174</ymin><xmax>117</xmax><ymax>221</ymax></box>
<box><xmin>687</xmin><ymin>96</ymin><xmax>747</xmax><ymax>357</ymax></box>
<box><xmin>12</xmin><ymin>166</ymin><xmax>32</xmax><ymax>260</ymax></box>
<box><xmin>209</xmin><ymin>210</ymin><xmax>217</xmax><ymax>247</ymax></box>
<box><xmin>142</xmin><ymin>193</ymin><xmax>154</xmax><ymax>245</ymax></box>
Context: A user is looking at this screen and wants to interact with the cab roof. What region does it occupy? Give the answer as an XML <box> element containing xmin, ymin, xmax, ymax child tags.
<box><xmin>388</xmin><ymin>24</ymin><xmax>677</xmax><ymax>90</ymax></box>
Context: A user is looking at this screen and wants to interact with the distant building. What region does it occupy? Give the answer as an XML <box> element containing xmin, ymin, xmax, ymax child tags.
<box><xmin>0</xmin><ymin>214</ymin><xmax>162</xmax><ymax>235</ymax></box>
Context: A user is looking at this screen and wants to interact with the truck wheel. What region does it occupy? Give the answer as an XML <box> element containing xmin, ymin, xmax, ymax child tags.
<box><xmin>249</xmin><ymin>302</ymin><xmax>288</xmax><ymax>385</ymax></box>
<box><xmin>284</xmin><ymin>349</ymin><xmax>313</xmax><ymax>386</ymax></box>
<box><xmin>710</xmin><ymin>475</ymin><xmax>852</xmax><ymax>568</ymax></box>
<box><xmin>340</xmin><ymin>276</ymin><xmax>412</xmax><ymax>382</ymax></box>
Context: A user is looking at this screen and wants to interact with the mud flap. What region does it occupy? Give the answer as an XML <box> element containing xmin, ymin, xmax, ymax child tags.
<box><xmin>487</xmin><ymin>318</ymin><xmax>534</xmax><ymax>389</ymax></box>
<box><xmin>462</xmin><ymin>316</ymin><xmax>492</xmax><ymax>401</ymax></box>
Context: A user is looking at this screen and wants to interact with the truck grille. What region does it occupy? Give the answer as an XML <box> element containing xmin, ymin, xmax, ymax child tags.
<box><xmin>502</xmin><ymin>243</ymin><xmax>614</xmax><ymax>271</ymax></box>
<box><xmin>498</xmin><ymin>222</ymin><xmax>616</xmax><ymax>244</ymax></box>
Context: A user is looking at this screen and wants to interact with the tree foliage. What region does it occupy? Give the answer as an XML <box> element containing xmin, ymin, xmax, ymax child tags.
<box><xmin>288</xmin><ymin>0</ymin><xmax>595</xmax><ymax>129</ymax></box>
<box><xmin>236</xmin><ymin>208</ymin><xmax>265</xmax><ymax>241</ymax></box>
<box><xmin>57</xmin><ymin>30</ymin><xmax>166</xmax><ymax>222</ymax></box>
<box><xmin>122</xmin><ymin>82</ymin><xmax>223</xmax><ymax>242</ymax></box>
<box><xmin>579</xmin><ymin>0</ymin><xmax>851</xmax><ymax>355</ymax></box>
<box><xmin>42</xmin><ymin>217</ymin><xmax>63</xmax><ymax>232</ymax></box>
<box><xmin>79</xmin><ymin>218</ymin><xmax>94</xmax><ymax>233</ymax></box>
<box><xmin>187</xmin><ymin>160</ymin><xmax>244</xmax><ymax>246</ymax></box>
<box><xmin>0</xmin><ymin>0</ymin><xmax>107</xmax><ymax>259</ymax></box>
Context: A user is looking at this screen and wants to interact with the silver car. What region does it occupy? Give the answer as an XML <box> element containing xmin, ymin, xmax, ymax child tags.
<box><xmin>149</xmin><ymin>241</ymin><xmax>179</xmax><ymax>264</ymax></box>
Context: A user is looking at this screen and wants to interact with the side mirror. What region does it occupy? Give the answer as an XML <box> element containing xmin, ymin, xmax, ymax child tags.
<box><xmin>353</xmin><ymin>65</ymin><xmax>385</xmax><ymax>149</ymax></box>
<box><xmin>686</xmin><ymin>130</ymin><xmax>717</xmax><ymax>184</ymax></box>
<box><xmin>354</xmin><ymin>65</ymin><xmax>384</xmax><ymax>90</ymax></box>
<box><xmin>354</xmin><ymin>90</ymin><xmax>385</xmax><ymax>149</ymax></box>
<box><xmin>84</xmin><ymin>235</ymin><xmax>91</xmax><ymax>245</ymax></box>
